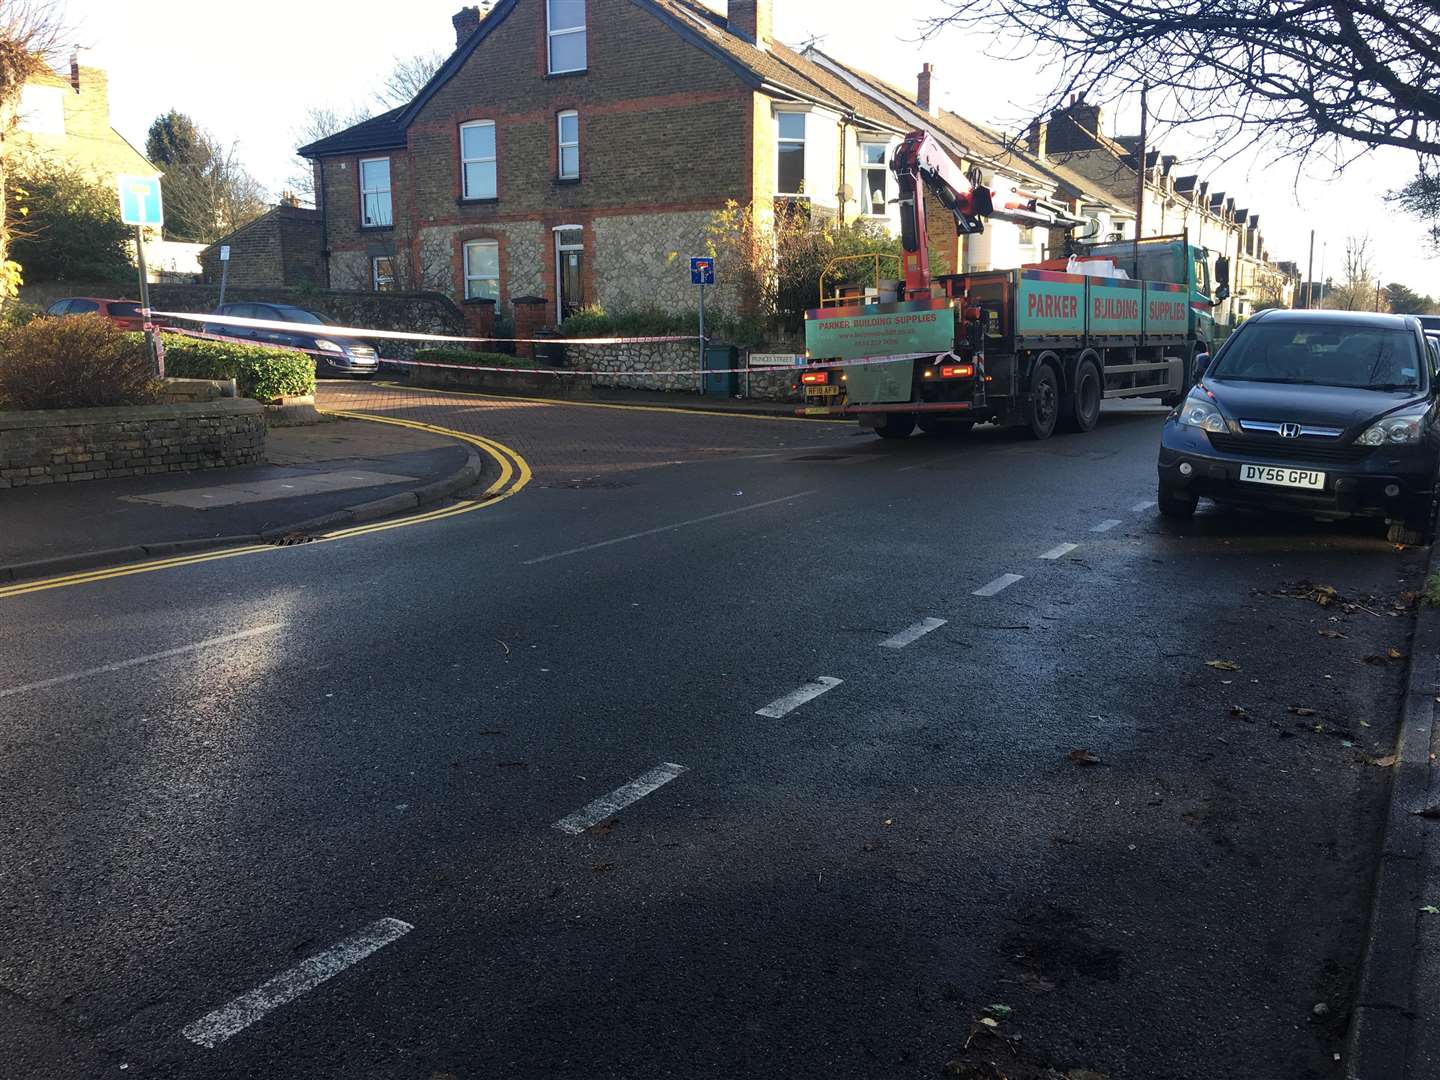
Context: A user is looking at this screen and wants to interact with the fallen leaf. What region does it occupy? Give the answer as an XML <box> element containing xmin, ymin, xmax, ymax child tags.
<box><xmin>1411</xmin><ymin>805</ymin><xmax>1440</xmax><ymax>818</ymax></box>
<box><xmin>1067</xmin><ymin>748</ymin><xmax>1103</xmax><ymax>766</ymax></box>
<box><xmin>882</xmin><ymin>818</ymin><xmax>894</xmax><ymax>827</ymax></box>
<box><xmin>982</xmin><ymin>1003</ymin><xmax>1013</xmax><ymax>1019</ymax></box>
<box><xmin>1318</xmin><ymin>629</ymin><xmax>1347</xmax><ymax>639</ymax></box>
<box><xmin>978</xmin><ymin>1016</ymin><xmax>1000</xmax><ymax>1028</ymax></box>
<box><xmin>1423</xmin><ymin>906</ymin><xmax>1440</xmax><ymax>915</ymax></box>
<box><xmin>1229</xmin><ymin>705</ymin><xmax>1249</xmax><ymax>718</ymax></box>
<box><xmin>1289</xmin><ymin>707</ymin><xmax>1318</xmax><ymax>717</ymax></box>
<box><xmin>1371</xmin><ymin>754</ymin><xmax>1398</xmax><ymax>768</ymax></box>
<box><xmin>1388</xmin><ymin>647</ymin><xmax>1407</xmax><ymax>660</ymax></box>
<box><xmin>1206</xmin><ymin>659</ymin><xmax>1241</xmax><ymax>671</ymax></box>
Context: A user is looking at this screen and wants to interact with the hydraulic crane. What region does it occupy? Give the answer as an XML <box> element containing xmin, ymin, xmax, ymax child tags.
<box><xmin>889</xmin><ymin>130</ymin><xmax>1086</xmax><ymax>298</ymax></box>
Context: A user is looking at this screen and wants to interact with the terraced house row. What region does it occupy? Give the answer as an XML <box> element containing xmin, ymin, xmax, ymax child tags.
<box><xmin>296</xmin><ymin>0</ymin><xmax>1296</xmax><ymax>328</ymax></box>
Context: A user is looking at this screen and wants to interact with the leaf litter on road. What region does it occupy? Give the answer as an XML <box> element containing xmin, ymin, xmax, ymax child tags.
<box><xmin>1066</xmin><ymin>749</ymin><xmax>1104</xmax><ymax>766</ymax></box>
<box><xmin>1205</xmin><ymin>659</ymin><xmax>1241</xmax><ymax>671</ymax></box>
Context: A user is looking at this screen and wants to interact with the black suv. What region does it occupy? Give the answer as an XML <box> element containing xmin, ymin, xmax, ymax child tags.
<box><xmin>1157</xmin><ymin>309</ymin><xmax>1439</xmax><ymax>543</ymax></box>
<box><xmin>203</xmin><ymin>302</ymin><xmax>379</xmax><ymax>379</ymax></box>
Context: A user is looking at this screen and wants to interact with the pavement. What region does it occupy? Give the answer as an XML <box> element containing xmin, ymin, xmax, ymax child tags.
<box><xmin>0</xmin><ymin>382</ymin><xmax>1429</xmax><ymax>1080</ymax></box>
<box><xmin>0</xmin><ymin>412</ymin><xmax>482</xmax><ymax>581</ymax></box>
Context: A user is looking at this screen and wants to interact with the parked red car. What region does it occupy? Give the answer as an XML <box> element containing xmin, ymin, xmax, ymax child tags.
<box><xmin>44</xmin><ymin>297</ymin><xmax>147</xmax><ymax>331</ymax></box>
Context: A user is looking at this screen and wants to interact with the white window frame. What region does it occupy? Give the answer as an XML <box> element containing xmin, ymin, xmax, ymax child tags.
<box><xmin>463</xmin><ymin>239</ymin><xmax>500</xmax><ymax>301</ymax></box>
<box><xmin>359</xmin><ymin>157</ymin><xmax>392</xmax><ymax>228</ymax></box>
<box><xmin>546</xmin><ymin>0</ymin><xmax>587</xmax><ymax>75</ymax></box>
<box><xmin>372</xmin><ymin>255</ymin><xmax>395</xmax><ymax>291</ymax></box>
<box><xmin>460</xmin><ymin>120</ymin><xmax>497</xmax><ymax>201</ymax></box>
<box><xmin>554</xmin><ymin>224</ymin><xmax>584</xmax><ymax>322</ymax></box>
<box><xmin>858</xmin><ymin>140</ymin><xmax>889</xmax><ymax>216</ymax></box>
<box><xmin>776</xmin><ymin>111</ymin><xmax>806</xmax><ymax>197</ymax></box>
<box><xmin>557</xmin><ymin>110</ymin><xmax>580</xmax><ymax>180</ymax></box>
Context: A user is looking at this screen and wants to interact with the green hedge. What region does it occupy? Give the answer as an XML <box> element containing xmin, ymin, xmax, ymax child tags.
<box><xmin>151</xmin><ymin>334</ymin><xmax>316</xmax><ymax>400</ymax></box>
<box><xmin>413</xmin><ymin>348</ymin><xmax>539</xmax><ymax>369</ymax></box>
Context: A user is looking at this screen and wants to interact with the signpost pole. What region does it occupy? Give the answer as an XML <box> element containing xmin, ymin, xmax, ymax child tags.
<box><xmin>217</xmin><ymin>245</ymin><xmax>231</xmax><ymax>308</ymax></box>
<box><xmin>134</xmin><ymin>226</ymin><xmax>160</xmax><ymax>377</ymax></box>
<box><xmin>697</xmin><ymin>280</ymin><xmax>706</xmax><ymax>396</ymax></box>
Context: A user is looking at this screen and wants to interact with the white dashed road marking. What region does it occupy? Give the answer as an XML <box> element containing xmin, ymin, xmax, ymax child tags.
<box><xmin>973</xmin><ymin>573</ymin><xmax>1023</xmax><ymax>597</ymax></box>
<box><xmin>879</xmin><ymin>618</ymin><xmax>947</xmax><ymax>649</ymax></box>
<box><xmin>1130</xmin><ymin>500</ymin><xmax>1155</xmax><ymax>513</ymax></box>
<box><xmin>756</xmin><ymin>676</ymin><xmax>843</xmax><ymax>718</ymax></box>
<box><xmin>1090</xmin><ymin>519</ymin><xmax>1122</xmax><ymax>533</ymax></box>
<box><xmin>0</xmin><ymin>624</ymin><xmax>285</xmax><ymax>700</ymax></box>
<box><xmin>523</xmin><ymin>491</ymin><xmax>817</xmax><ymax>565</ymax></box>
<box><xmin>553</xmin><ymin>762</ymin><xmax>689</xmax><ymax>834</ymax></box>
<box><xmin>181</xmin><ymin>918</ymin><xmax>413</xmax><ymax>1049</ymax></box>
<box><xmin>1037</xmin><ymin>543</ymin><xmax>1078</xmax><ymax>561</ymax></box>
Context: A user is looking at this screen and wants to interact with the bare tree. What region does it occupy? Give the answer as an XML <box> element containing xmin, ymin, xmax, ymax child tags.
<box><xmin>1322</xmin><ymin>235</ymin><xmax>1386</xmax><ymax>311</ymax></box>
<box><xmin>921</xmin><ymin>2</ymin><xmax>1440</xmax><ymax>164</ymax></box>
<box><xmin>0</xmin><ymin>0</ymin><xmax>64</xmax><ymax>305</ymax></box>
<box><xmin>286</xmin><ymin>103</ymin><xmax>372</xmax><ymax>202</ymax></box>
<box><xmin>376</xmin><ymin>51</ymin><xmax>443</xmax><ymax>109</ymax></box>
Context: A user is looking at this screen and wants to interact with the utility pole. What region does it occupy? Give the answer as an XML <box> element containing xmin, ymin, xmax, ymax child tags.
<box><xmin>1133</xmin><ymin>83</ymin><xmax>1148</xmax><ymax>272</ymax></box>
<box><xmin>1303</xmin><ymin>229</ymin><xmax>1315</xmax><ymax>309</ymax></box>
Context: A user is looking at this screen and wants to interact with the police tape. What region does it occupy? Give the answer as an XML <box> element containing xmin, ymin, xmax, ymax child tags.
<box><xmin>151</xmin><ymin>319</ymin><xmax>955</xmax><ymax>379</ymax></box>
<box><xmin>149</xmin><ymin>309</ymin><xmax>692</xmax><ymax>346</ymax></box>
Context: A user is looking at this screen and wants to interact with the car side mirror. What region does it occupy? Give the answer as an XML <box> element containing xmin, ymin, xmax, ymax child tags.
<box><xmin>1194</xmin><ymin>352</ymin><xmax>1211</xmax><ymax>379</ymax></box>
<box><xmin>1213</xmin><ymin>285</ymin><xmax>1230</xmax><ymax>303</ymax></box>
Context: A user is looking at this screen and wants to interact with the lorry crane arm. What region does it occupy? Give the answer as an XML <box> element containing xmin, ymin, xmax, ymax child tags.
<box><xmin>890</xmin><ymin>130</ymin><xmax>1086</xmax><ymax>298</ymax></box>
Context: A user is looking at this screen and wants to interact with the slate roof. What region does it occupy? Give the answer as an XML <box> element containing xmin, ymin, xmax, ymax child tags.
<box><xmin>297</xmin><ymin>105</ymin><xmax>407</xmax><ymax>157</ymax></box>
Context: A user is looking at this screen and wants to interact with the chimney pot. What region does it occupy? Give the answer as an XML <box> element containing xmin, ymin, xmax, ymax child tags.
<box><xmin>452</xmin><ymin>6</ymin><xmax>481</xmax><ymax>48</ymax></box>
<box><xmin>729</xmin><ymin>0</ymin><xmax>772</xmax><ymax>49</ymax></box>
<box><xmin>68</xmin><ymin>50</ymin><xmax>79</xmax><ymax>91</ymax></box>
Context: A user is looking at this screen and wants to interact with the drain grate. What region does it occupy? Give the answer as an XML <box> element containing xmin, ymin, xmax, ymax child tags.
<box><xmin>267</xmin><ymin>533</ymin><xmax>321</xmax><ymax>547</ymax></box>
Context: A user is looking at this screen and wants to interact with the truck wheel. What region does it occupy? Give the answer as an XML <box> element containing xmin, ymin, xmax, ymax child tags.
<box><xmin>875</xmin><ymin>414</ymin><xmax>916</xmax><ymax>440</ymax></box>
<box><xmin>1025</xmin><ymin>364</ymin><xmax>1059</xmax><ymax>440</ymax></box>
<box><xmin>1062</xmin><ymin>358</ymin><xmax>1102</xmax><ymax>433</ymax></box>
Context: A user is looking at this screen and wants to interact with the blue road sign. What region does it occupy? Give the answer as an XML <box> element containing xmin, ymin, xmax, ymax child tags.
<box><xmin>117</xmin><ymin>174</ymin><xmax>164</xmax><ymax>228</ymax></box>
<box><xmin>690</xmin><ymin>256</ymin><xmax>714</xmax><ymax>286</ymax></box>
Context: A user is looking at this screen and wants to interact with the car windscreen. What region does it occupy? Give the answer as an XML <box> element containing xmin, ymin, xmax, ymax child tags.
<box><xmin>272</xmin><ymin>306</ymin><xmax>330</xmax><ymax>325</ymax></box>
<box><xmin>1210</xmin><ymin>321</ymin><xmax>1423</xmax><ymax>391</ymax></box>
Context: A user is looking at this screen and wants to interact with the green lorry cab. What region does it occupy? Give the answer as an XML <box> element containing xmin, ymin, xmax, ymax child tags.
<box><xmin>799</xmin><ymin>232</ymin><xmax>1230</xmax><ymax>440</ymax></box>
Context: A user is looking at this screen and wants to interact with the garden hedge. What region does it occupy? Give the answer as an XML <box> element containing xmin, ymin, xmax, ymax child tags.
<box><xmin>155</xmin><ymin>334</ymin><xmax>315</xmax><ymax>401</ymax></box>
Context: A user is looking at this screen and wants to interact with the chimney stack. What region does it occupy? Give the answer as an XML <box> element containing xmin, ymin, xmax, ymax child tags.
<box><xmin>729</xmin><ymin>0</ymin><xmax>772</xmax><ymax>50</ymax></box>
<box><xmin>452</xmin><ymin>6</ymin><xmax>481</xmax><ymax>48</ymax></box>
<box><xmin>917</xmin><ymin>63</ymin><xmax>938</xmax><ymax>117</ymax></box>
<box><xmin>69</xmin><ymin>50</ymin><xmax>80</xmax><ymax>91</ymax></box>
<box><xmin>1025</xmin><ymin>118</ymin><xmax>1047</xmax><ymax>158</ymax></box>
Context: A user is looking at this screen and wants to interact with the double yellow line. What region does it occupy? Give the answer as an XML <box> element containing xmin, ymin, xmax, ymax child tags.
<box><xmin>0</xmin><ymin>412</ymin><xmax>531</xmax><ymax>600</ymax></box>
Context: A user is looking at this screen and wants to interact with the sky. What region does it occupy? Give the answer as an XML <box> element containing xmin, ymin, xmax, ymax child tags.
<box><xmin>69</xmin><ymin>0</ymin><xmax>1434</xmax><ymax>292</ymax></box>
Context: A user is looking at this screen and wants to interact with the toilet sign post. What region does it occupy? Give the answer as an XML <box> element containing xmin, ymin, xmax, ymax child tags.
<box><xmin>117</xmin><ymin>175</ymin><xmax>165</xmax><ymax>375</ymax></box>
<box><xmin>690</xmin><ymin>256</ymin><xmax>714</xmax><ymax>395</ymax></box>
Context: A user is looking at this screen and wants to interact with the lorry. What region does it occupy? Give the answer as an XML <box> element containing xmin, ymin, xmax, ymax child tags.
<box><xmin>798</xmin><ymin>130</ymin><xmax>1230</xmax><ymax>439</ymax></box>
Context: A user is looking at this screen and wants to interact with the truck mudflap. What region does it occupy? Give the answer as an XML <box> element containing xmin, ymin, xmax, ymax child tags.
<box><xmin>794</xmin><ymin>401</ymin><xmax>976</xmax><ymax>418</ymax></box>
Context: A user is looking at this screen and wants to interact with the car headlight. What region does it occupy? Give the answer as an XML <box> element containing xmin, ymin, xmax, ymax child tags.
<box><xmin>1358</xmin><ymin>412</ymin><xmax>1425</xmax><ymax>446</ymax></box>
<box><xmin>314</xmin><ymin>339</ymin><xmax>345</xmax><ymax>354</ymax></box>
<box><xmin>1177</xmin><ymin>391</ymin><xmax>1228</xmax><ymax>433</ymax></box>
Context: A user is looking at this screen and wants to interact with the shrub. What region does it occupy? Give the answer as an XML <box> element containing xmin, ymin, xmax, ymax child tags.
<box><xmin>0</xmin><ymin>314</ymin><xmax>158</xmax><ymax>411</ymax></box>
<box><xmin>412</xmin><ymin>348</ymin><xmax>539</xmax><ymax>369</ymax></box>
<box><xmin>0</xmin><ymin>301</ymin><xmax>42</xmax><ymax>329</ymax></box>
<box><xmin>156</xmin><ymin>333</ymin><xmax>315</xmax><ymax>400</ymax></box>
<box><xmin>8</xmin><ymin>158</ymin><xmax>134</xmax><ymax>283</ymax></box>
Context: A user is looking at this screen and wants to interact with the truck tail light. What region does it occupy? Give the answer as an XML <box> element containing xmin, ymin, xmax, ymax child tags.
<box><xmin>800</xmin><ymin>371</ymin><xmax>829</xmax><ymax>385</ymax></box>
<box><xmin>940</xmin><ymin>364</ymin><xmax>974</xmax><ymax>379</ymax></box>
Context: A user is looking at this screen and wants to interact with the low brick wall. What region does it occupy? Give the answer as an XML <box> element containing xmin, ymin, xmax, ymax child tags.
<box><xmin>0</xmin><ymin>399</ymin><xmax>265</xmax><ymax>488</ymax></box>
<box><xmin>407</xmin><ymin>364</ymin><xmax>592</xmax><ymax>398</ymax></box>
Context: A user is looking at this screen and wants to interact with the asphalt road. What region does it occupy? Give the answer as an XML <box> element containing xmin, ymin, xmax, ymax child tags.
<box><xmin>0</xmin><ymin>385</ymin><xmax>1424</xmax><ymax>1080</ymax></box>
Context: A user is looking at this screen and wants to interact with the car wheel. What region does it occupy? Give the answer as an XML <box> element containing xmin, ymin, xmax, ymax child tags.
<box><xmin>875</xmin><ymin>414</ymin><xmax>916</xmax><ymax>440</ymax></box>
<box><xmin>1061</xmin><ymin>357</ymin><xmax>1102</xmax><ymax>433</ymax></box>
<box><xmin>1158</xmin><ymin>483</ymin><xmax>1198</xmax><ymax>518</ymax></box>
<box><xmin>1025</xmin><ymin>363</ymin><xmax>1060</xmax><ymax>440</ymax></box>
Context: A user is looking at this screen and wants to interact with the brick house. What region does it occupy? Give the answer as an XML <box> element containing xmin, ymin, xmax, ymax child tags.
<box><xmin>198</xmin><ymin>204</ymin><xmax>325</xmax><ymax>289</ymax></box>
<box><xmin>10</xmin><ymin>54</ymin><xmax>153</xmax><ymax>181</ymax></box>
<box><xmin>297</xmin><ymin>0</ymin><xmax>925</xmax><ymax>328</ymax></box>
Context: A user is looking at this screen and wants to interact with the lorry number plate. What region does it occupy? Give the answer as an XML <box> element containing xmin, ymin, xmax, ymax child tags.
<box><xmin>805</xmin><ymin>385</ymin><xmax>840</xmax><ymax>397</ymax></box>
